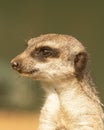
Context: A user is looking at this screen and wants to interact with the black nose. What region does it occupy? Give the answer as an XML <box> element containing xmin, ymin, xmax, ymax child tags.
<box><xmin>11</xmin><ymin>61</ymin><xmax>21</xmax><ymax>70</ymax></box>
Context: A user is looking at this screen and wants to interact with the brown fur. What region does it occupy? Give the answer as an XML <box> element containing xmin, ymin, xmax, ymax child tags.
<box><xmin>11</xmin><ymin>34</ymin><xmax>104</xmax><ymax>130</ymax></box>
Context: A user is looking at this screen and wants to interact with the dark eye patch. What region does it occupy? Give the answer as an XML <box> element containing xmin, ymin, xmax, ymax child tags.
<box><xmin>31</xmin><ymin>46</ymin><xmax>60</xmax><ymax>61</ymax></box>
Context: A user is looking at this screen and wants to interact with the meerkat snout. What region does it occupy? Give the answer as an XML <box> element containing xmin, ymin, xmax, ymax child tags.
<box><xmin>11</xmin><ymin>54</ymin><xmax>25</xmax><ymax>73</ymax></box>
<box><xmin>11</xmin><ymin>60</ymin><xmax>21</xmax><ymax>71</ymax></box>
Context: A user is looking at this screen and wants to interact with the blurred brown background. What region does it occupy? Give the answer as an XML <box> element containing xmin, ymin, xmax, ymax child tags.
<box><xmin>0</xmin><ymin>1</ymin><xmax>104</xmax><ymax>130</ymax></box>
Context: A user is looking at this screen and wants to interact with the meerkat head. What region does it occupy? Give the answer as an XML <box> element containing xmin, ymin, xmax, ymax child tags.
<box><xmin>11</xmin><ymin>34</ymin><xmax>88</xmax><ymax>82</ymax></box>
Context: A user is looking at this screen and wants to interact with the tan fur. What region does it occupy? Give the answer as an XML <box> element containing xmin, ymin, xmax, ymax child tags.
<box><xmin>11</xmin><ymin>34</ymin><xmax>104</xmax><ymax>130</ymax></box>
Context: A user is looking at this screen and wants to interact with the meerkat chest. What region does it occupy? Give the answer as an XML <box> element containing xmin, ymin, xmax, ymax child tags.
<box><xmin>40</xmin><ymin>92</ymin><xmax>70</xmax><ymax>130</ymax></box>
<box><xmin>56</xmin><ymin>108</ymin><xmax>71</xmax><ymax>130</ymax></box>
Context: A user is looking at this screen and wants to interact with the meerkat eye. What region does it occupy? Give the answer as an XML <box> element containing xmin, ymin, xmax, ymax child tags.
<box><xmin>39</xmin><ymin>46</ymin><xmax>53</xmax><ymax>57</ymax></box>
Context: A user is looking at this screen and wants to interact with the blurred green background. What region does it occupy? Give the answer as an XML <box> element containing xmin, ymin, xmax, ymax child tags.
<box><xmin>0</xmin><ymin>0</ymin><xmax>104</xmax><ymax>111</ymax></box>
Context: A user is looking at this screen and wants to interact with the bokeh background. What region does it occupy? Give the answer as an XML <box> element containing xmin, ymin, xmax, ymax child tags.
<box><xmin>0</xmin><ymin>1</ymin><xmax>104</xmax><ymax>130</ymax></box>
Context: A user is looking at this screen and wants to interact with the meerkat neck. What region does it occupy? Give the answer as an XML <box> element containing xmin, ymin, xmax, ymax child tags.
<box><xmin>41</xmin><ymin>75</ymin><xmax>100</xmax><ymax>105</ymax></box>
<box><xmin>42</xmin><ymin>79</ymin><xmax>80</xmax><ymax>96</ymax></box>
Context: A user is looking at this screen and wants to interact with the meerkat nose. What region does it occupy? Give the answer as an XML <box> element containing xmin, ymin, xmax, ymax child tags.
<box><xmin>11</xmin><ymin>60</ymin><xmax>21</xmax><ymax>71</ymax></box>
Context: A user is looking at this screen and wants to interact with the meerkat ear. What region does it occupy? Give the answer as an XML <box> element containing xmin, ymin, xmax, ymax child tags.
<box><xmin>74</xmin><ymin>52</ymin><xmax>88</xmax><ymax>76</ymax></box>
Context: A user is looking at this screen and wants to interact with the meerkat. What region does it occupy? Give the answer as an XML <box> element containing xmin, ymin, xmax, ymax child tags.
<box><xmin>11</xmin><ymin>34</ymin><xmax>104</xmax><ymax>130</ymax></box>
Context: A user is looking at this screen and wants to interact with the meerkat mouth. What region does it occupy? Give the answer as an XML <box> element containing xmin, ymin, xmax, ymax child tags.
<box><xmin>17</xmin><ymin>68</ymin><xmax>39</xmax><ymax>75</ymax></box>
